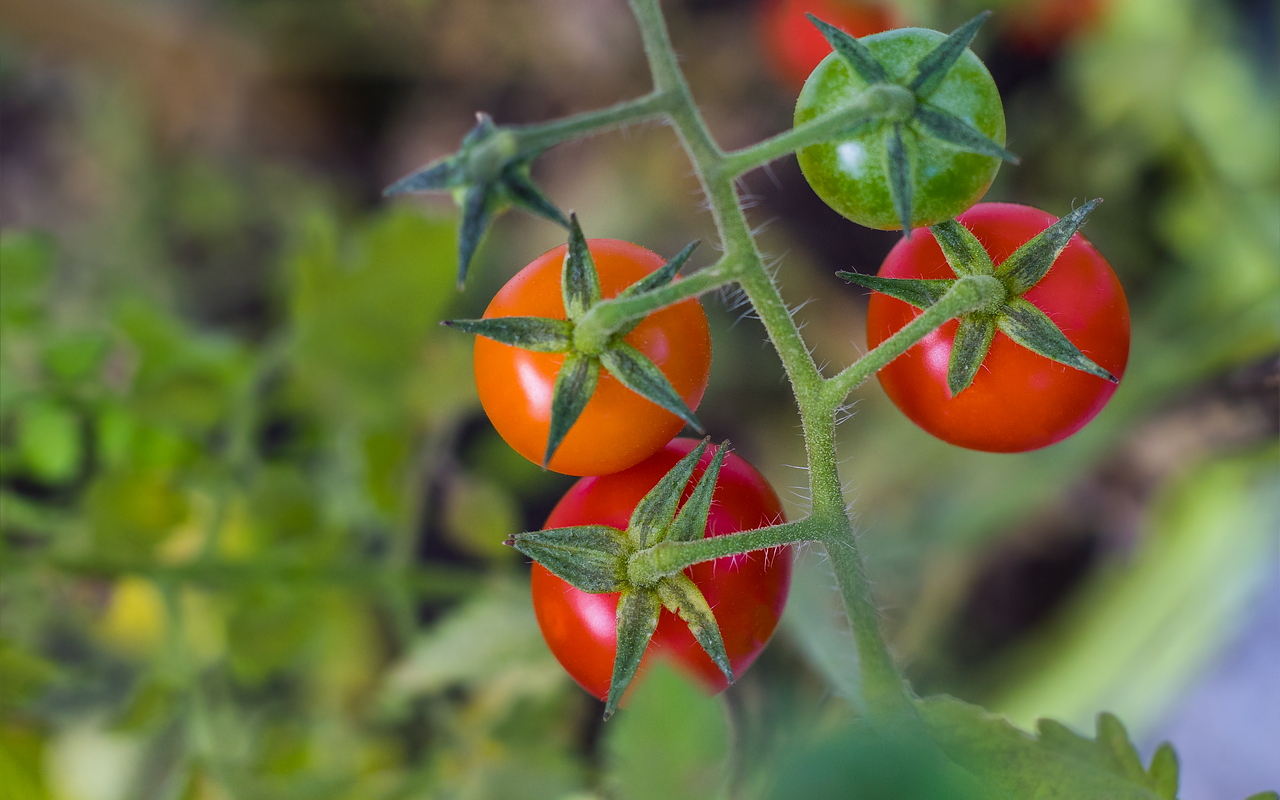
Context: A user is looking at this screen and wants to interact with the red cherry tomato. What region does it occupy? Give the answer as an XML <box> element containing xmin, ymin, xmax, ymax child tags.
<box><xmin>474</xmin><ymin>239</ymin><xmax>711</xmax><ymax>476</ymax></box>
<box><xmin>758</xmin><ymin>0</ymin><xmax>901</xmax><ymax>89</ymax></box>
<box><xmin>1006</xmin><ymin>0</ymin><xmax>1109</xmax><ymax>54</ymax></box>
<box><xmin>867</xmin><ymin>203</ymin><xmax>1130</xmax><ymax>452</ymax></box>
<box><xmin>532</xmin><ymin>438</ymin><xmax>791</xmax><ymax>700</ymax></box>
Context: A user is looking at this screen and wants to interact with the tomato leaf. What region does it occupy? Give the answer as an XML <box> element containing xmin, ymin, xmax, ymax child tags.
<box><xmin>656</xmin><ymin>574</ymin><xmax>732</xmax><ymax>684</ymax></box>
<box><xmin>995</xmin><ymin>199</ymin><xmax>1101</xmax><ymax>296</ymax></box>
<box><xmin>627</xmin><ymin>438</ymin><xmax>709</xmax><ymax>550</ymax></box>
<box><xmin>884</xmin><ymin>123</ymin><xmax>913</xmax><ymax>236</ymax></box>
<box><xmin>606</xmin><ymin>587</ymin><xmax>662</xmax><ymax>719</ymax></box>
<box><xmin>545</xmin><ymin>353</ymin><xmax>601</xmax><ymax>468</ymax></box>
<box><xmin>1148</xmin><ymin>744</ymin><xmax>1178</xmax><ymax>800</ymax></box>
<box><xmin>507</xmin><ymin>525</ymin><xmax>630</xmax><ymax>594</ymax></box>
<box><xmin>946</xmin><ymin>316</ymin><xmax>997</xmax><ymax>397</ymax></box>
<box><xmin>913</xmin><ymin>104</ymin><xmax>1019</xmax><ymax>164</ymax></box>
<box><xmin>600</xmin><ymin>343</ymin><xmax>702</xmax><ymax>432</ymax></box>
<box><xmin>837</xmin><ymin>272</ymin><xmax>955</xmax><ymax>309</ymax></box>
<box><xmin>806</xmin><ymin>14</ymin><xmax>888</xmax><ymax>85</ymax></box>
<box><xmin>909</xmin><ymin>12</ymin><xmax>990</xmax><ymax>99</ymax></box>
<box><xmin>665</xmin><ymin>442</ymin><xmax>726</xmax><ymax>544</ymax></box>
<box><xmin>930</xmin><ymin>219</ymin><xmax>995</xmax><ymax>277</ymax></box>
<box><xmin>442</xmin><ymin>316</ymin><xmax>573</xmax><ymax>352</ymax></box>
<box><xmin>562</xmin><ymin>214</ymin><xmax>603</xmax><ymax>323</ymax></box>
<box><xmin>996</xmin><ymin>298</ymin><xmax>1118</xmax><ymax>382</ymax></box>
<box><xmin>916</xmin><ymin>696</ymin><xmax>1177</xmax><ymax>799</ymax></box>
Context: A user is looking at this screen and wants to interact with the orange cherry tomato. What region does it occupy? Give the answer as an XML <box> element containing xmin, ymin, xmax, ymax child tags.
<box><xmin>474</xmin><ymin>239</ymin><xmax>712</xmax><ymax>476</ymax></box>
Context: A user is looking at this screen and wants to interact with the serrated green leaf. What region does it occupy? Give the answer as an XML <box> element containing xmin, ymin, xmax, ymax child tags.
<box><xmin>931</xmin><ymin>219</ymin><xmax>995</xmax><ymax>277</ymax></box>
<box><xmin>913</xmin><ymin>104</ymin><xmax>1019</xmax><ymax>163</ymax></box>
<box><xmin>599</xmin><ymin>343</ymin><xmax>701</xmax><ymax>431</ymax></box>
<box><xmin>628</xmin><ymin>438</ymin><xmax>709</xmax><ymax>550</ymax></box>
<box><xmin>837</xmin><ymin>272</ymin><xmax>956</xmax><ymax>309</ymax></box>
<box><xmin>562</xmin><ymin>215</ymin><xmax>601</xmax><ymax>323</ymax></box>
<box><xmin>444</xmin><ymin>316</ymin><xmax>573</xmax><ymax>352</ymax></box>
<box><xmin>884</xmin><ymin>123</ymin><xmax>913</xmax><ymax>235</ymax></box>
<box><xmin>666</xmin><ymin>442</ymin><xmax>725</xmax><ymax>544</ymax></box>
<box><xmin>656</xmin><ymin>574</ymin><xmax>732</xmax><ymax>684</ymax></box>
<box><xmin>909</xmin><ymin>12</ymin><xmax>991</xmax><ymax>99</ymax></box>
<box><xmin>605</xmin><ymin>588</ymin><xmax>662</xmax><ymax>719</ymax></box>
<box><xmin>947</xmin><ymin>316</ymin><xmax>997</xmax><ymax>397</ymax></box>
<box><xmin>996</xmin><ymin>298</ymin><xmax>1117</xmax><ymax>382</ymax></box>
<box><xmin>1147</xmin><ymin>743</ymin><xmax>1178</xmax><ymax>800</ymax></box>
<box><xmin>1097</xmin><ymin>713</ymin><xmax>1149</xmax><ymax>784</ymax></box>
<box><xmin>507</xmin><ymin>525</ymin><xmax>629</xmax><ymax>594</ymax></box>
<box><xmin>916</xmin><ymin>696</ymin><xmax>1169</xmax><ymax>799</ymax></box>
<box><xmin>995</xmin><ymin>200</ymin><xmax>1102</xmax><ymax>296</ymax></box>
<box><xmin>545</xmin><ymin>353</ymin><xmax>600</xmax><ymax>469</ymax></box>
<box><xmin>807</xmin><ymin>14</ymin><xmax>888</xmax><ymax>84</ymax></box>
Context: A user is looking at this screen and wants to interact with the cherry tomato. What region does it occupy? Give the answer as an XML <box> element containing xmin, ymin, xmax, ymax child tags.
<box><xmin>532</xmin><ymin>438</ymin><xmax>791</xmax><ymax>700</ymax></box>
<box><xmin>474</xmin><ymin>239</ymin><xmax>711</xmax><ymax>476</ymax></box>
<box><xmin>1006</xmin><ymin>0</ymin><xmax>1109</xmax><ymax>54</ymax></box>
<box><xmin>867</xmin><ymin>203</ymin><xmax>1130</xmax><ymax>452</ymax></box>
<box><xmin>795</xmin><ymin>28</ymin><xmax>1006</xmax><ymax>231</ymax></box>
<box><xmin>758</xmin><ymin>0</ymin><xmax>902</xmax><ymax>90</ymax></box>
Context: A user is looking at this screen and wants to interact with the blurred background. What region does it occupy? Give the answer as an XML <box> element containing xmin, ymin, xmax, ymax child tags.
<box><xmin>1</xmin><ymin>0</ymin><xmax>1276</xmax><ymax>798</ymax></box>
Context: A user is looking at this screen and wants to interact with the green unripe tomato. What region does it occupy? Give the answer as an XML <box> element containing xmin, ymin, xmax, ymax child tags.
<box><xmin>795</xmin><ymin>28</ymin><xmax>1007</xmax><ymax>231</ymax></box>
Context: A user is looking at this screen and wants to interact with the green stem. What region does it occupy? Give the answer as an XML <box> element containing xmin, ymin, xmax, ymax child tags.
<box><xmin>822</xmin><ymin>274</ymin><xmax>1003</xmax><ymax>407</ymax></box>
<box><xmin>628</xmin><ymin>519</ymin><xmax>816</xmax><ymax>586</ymax></box>
<box><xmin>510</xmin><ymin>91</ymin><xmax>674</xmax><ymax>154</ymax></box>
<box><xmin>721</xmin><ymin>84</ymin><xmax>910</xmax><ymax>177</ymax></box>
<box><xmin>574</xmin><ymin>261</ymin><xmax>736</xmax><ymax>350</ymax></box>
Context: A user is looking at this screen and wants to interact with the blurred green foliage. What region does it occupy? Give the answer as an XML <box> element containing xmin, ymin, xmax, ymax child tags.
<box><xmin>1</xmin><ymin>0</ymin><xmax>1276</xmax><ymax>798</ymax></box>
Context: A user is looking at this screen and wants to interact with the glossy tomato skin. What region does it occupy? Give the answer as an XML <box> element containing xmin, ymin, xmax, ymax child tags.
<box><xmin>532</xmin><ymin>438</ymin><xmax>791</xmax><ymax>700</ymax></box>
<box><xmin>867</xmin><ymin>203</ymin><xmax>1130</xmax><ymax>452</ymax></box>
<box><xmin>475</xmin><ymin>240</ymin><xmax>711</xmax><ymax>476</ymax></box>
<box><xmin>795</xmin><ymin>28</ymin><xmax>1006</xmax><ymax>231</ymax></box>
<box><xmin>758</xmin><ymin>0</ymin><xmax>901</xmax><ymax>90</ymax></box>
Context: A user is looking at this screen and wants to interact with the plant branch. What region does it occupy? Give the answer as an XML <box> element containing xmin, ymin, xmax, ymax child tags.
<box><xmin>627</xmin><ymin>519</ymin><xmax>816</xmax><ymax>585</ymax></box>
<box><xmin>509</xmin><ymin>91</ymin><xmax>675</xmax><ymax>154</ymax></box>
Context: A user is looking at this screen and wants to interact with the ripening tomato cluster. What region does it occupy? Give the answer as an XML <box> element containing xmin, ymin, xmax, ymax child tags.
<box><xmin>449</xmin><ymin>8</ymin><xmax>1129</xmax><ymax>709</ymax></box>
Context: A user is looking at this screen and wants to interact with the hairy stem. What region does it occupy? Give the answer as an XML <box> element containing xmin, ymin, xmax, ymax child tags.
<box><xmin>510</xmin><ymin>91</ymin><xmax>674</xmax><ymax>154</ymax></box>
<box><xmin>627</xmin><ymin>519</ymin><xmax>816</xmax><ymax>586</ymax></box>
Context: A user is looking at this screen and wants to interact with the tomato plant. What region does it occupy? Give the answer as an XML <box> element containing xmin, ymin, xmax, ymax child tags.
<box><xmin>794</xmin><ymin>25</ymin><xmax>1008</xmax><ymax>231</ymax></box>
<box><xmin>758</xmin><ymin>0</ymin><xmax>901</xmax><ymax>89</ymax></box>
<box><xmin>474</xmin><ymin>239</ymin><xmax>711</xmax><ymax>476</ymax></box>
<box><xmin>866</xmin><ymin>203</ymin><xmax>1130</xmax><ymax>452</ymax></box>
<box><xmin>531</xmin><ymin>438</ymin><xmax>791</xmax><ymax>700</ymax></box>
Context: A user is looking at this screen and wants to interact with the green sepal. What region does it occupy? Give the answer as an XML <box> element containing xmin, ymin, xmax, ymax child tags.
<box><xmin>995</xmin><ymin>199</ymin><xmax>1102</xmax><ymax>296</ymax></box>
<box><xmin>605</xmin><ymin>587</ymin><xmax>662</xmax><ymax>719</ymax></box>
<box><xmin>996</xmin><ymin>297</ymin><xmax>1117</xmax><ymax>382</ymax></box>
<box><xmin>884</xmin><ymin>123</ymin><xmax>913</xmax><ymax>237</ymax></box>
<box><xmin>501</xmin><ymin>161</ymin><xmax>571</xmax><ymax>228</ymax></box>
<box><xmin>909</xmin><ymin>12</ymin><xmax>991</xmax><ymax>99</ymax></box>
<box><xmin>627</xmin><ymin>438</ymin><xmax>710</xmax><ymax>550</ymax></box>
<box><xmin>563</xmin><ymin>214</ymin><xmax>602</xmax><ymax>323</ymax></box>
<box><xmin>1148</xmin><ymin>743</ymin><xmax>1178</xmax><ymax>800</ymax></box>
<box><xmin>930</xmin><ymin>219</ymin><xmax>995</xmax><ymax>277</ymax></box>
<box><xmin>600</xmin><ymin>343</ymin><xmax>702</xmax><ymax>432</ymax></box>
<box><xmin>612</xmin><ymin>239</ymin><xmax>700</xmax><ymax>338</ymax></box>
<box><xmin>947</xmin><ymin>315</ymin><xmax>997</xmax><ymax>397</ymax></box>
<box><xmin>837</xmin><ymin>272</ymin><xmax>955</xmax><ymax>310</ymax></box>
<box><xmin>666</xmin><ymin>442</ymin><xmax>726</xmax><ymax>544</ymax></box>
<box><xmin>807</xmin><ymin>13</ymin><xmax>888</xmax><ymax>85</ymax></box>
<box><xmin>382</xmin><ymin>157</ymin><xmax>467</xmax><ymax>195</ymax></box>
<box><xmin>913</xmin><ymin>104</ymin><xmax>1019</xmax><ymax>164</ymax></box>
<box><xmin>506</xmin><ymin>525</ymin><xmax>629</xmax><ymax>594</ymax></box>
<box><xmin>457</xmin><ymin>183</ymin><xmax>493</xmax><ymax>289</ymax></box>
<box><xmin>545</xmin><ymin>353</ymin><xmax>601</xmax><ymax>468</ymax></box>
<box><xmin>442</xmin><ymin>316</ymin><xmax>573</xmax><ymax>352</ymax></box>
<box><xmin>656</xmin><ymin>573</ymin><xmax>732</xmax><ymax>683</ymax></box>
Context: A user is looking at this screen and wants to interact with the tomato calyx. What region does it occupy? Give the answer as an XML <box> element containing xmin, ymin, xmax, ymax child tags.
<box><xmin>807</xmin><ymin>11</ymin><xmax>1020</xmax><ymax>235</ymax></box>
<box><xmin>840</xmin><ymin>199</ymin><xmax>1119</xmax><ymax>397</ymax></box>
<box><xmin>508</xmin><ymin>438</ymin><xmax>734</xmax><ymax>718</ymax></box>
<box><xmin>447</xmin><ymin>215</ymin><xmax>703</xmax><ymax>468</ymax></box>
<box><xmin>384</xmin><ymin>112</ymin><xmax>570</xmax><ymax>288</ymax></box>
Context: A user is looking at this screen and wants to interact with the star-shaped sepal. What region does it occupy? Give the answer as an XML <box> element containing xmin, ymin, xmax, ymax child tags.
<box><xmin>809</xmin><ymin>12</ymin><xmax>1021</xmax><ymax>236</ymax></box>
<box><xmin>839</xmin><ymin>199</ymin><xmax>1118</xmax><ymax>396</ymax></box>
<box><xmin>507</xmin><ymin>439</ymin><xmax>734</xmax><ymax>718</ymax></box>
<box><xmin>444</xmin><ymin>215</ymin><xmax>703</xmax><ymax>468</ymax></box>
<box><xmin>384</xmin><ymin>113</ymin><xmax>570</xmax><ymax>288</ymax></box>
